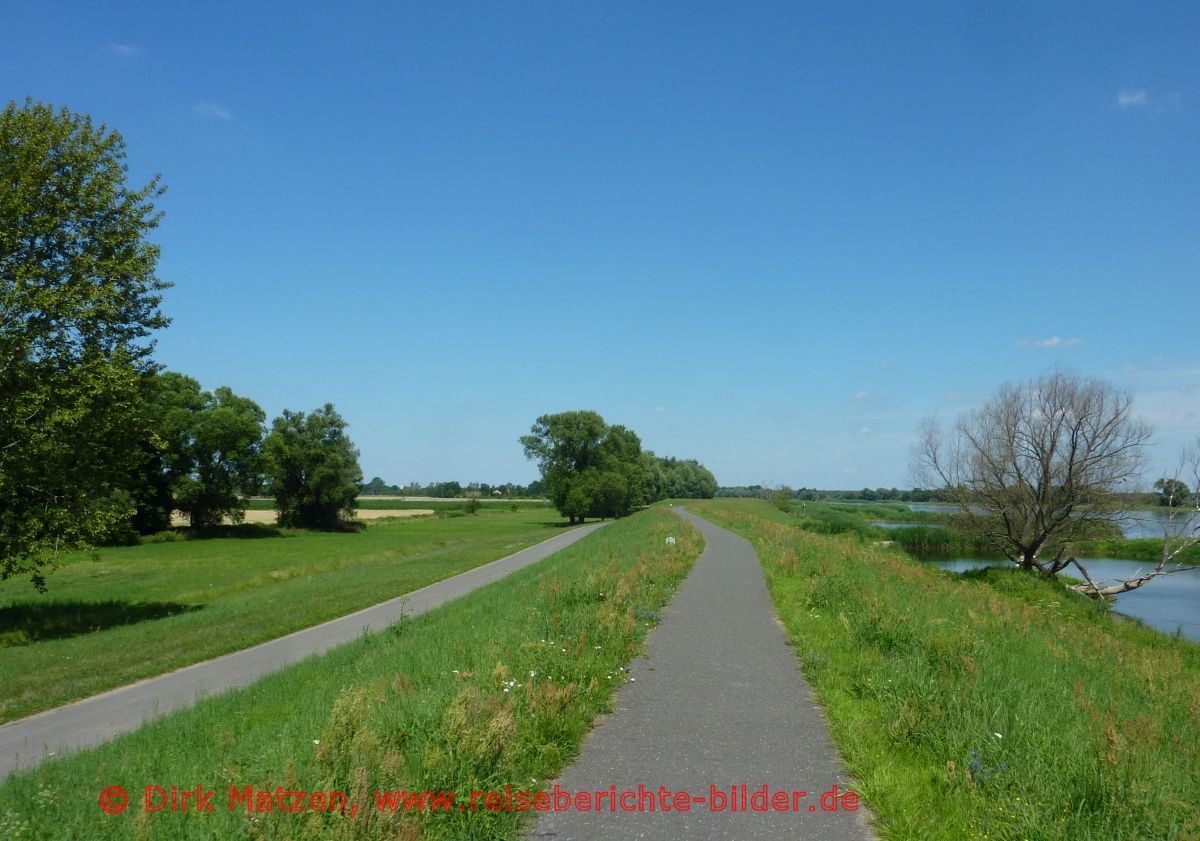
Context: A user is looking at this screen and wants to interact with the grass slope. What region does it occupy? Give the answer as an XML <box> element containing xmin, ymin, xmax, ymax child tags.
<box><xmin>0</xmin><ymin>508</ymin><xmax>567</xmax><ymax>723</ymax></box>
<box><xmin>687</xmin><ymin>499</ymin><xmax>1200</xmax><ymax>841</ymax></box>
<box><xmin>0</xmin><ymin>506</ymin><xmax>701</xmax><ymax>841</ymax></box>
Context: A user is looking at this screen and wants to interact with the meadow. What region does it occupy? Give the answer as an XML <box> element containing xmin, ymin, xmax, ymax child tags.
<box><xmin>0</xmin><ymin>507</ymin><xmax>566</xmax><ymax>723</ymax></box>
<box><xmin>0</xmin><ymin>506</ymin><xmax>702</xmax><ymax>841</ymax></box>
<box><xmin>687</xmin><ymin>498</ymin><xmax>1200</xmax><ymax>841</ymax></box>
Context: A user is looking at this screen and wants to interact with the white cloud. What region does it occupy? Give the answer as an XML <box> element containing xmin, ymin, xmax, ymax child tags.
<box><xmin>853</xmin><ymin>390</ymin><xmax>868</xmax><ymax>401</ymax></box>
<box><xmin>857</xmin><ymin>427</ymin><xmax>872</xmax><ymax>436</ymax></box>
<box><xmin>1017</xmin><ymin>336</ymin><xmax>1084</xmax><ymax>349</ymax></box>
<box><xmin>194</xmin><ymin>102</ymin><xmax>233</xmax><ymax>120</ymax></box>
<box><xmin>649</xmin><ymin>406</ymin><xmax>667</xmax><ymax>414</ymax></box>
<box><xmin>1117</xmin><ymin>88</ymin><xmax>1148</xmax><ymax>108</ymax></box>
<box><xmin>108</xmin><ymin>42</ymin><xmax>143</xmax><ymax>57</ymax></box>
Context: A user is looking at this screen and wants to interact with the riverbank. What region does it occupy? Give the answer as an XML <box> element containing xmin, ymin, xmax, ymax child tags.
<box><xmin>687</xmin><ymin>499</ymin><xmax>1200</xmax><ymax>840</ymax></box>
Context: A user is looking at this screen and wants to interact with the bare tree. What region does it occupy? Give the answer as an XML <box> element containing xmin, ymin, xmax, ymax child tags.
<box><xmin>1069</xmin><ymin>446</ymin><xmax>1199</xmax><ymax>597</ymax></box>
<box><xmin>912</xmin><ymin>370</ymin><xmax>1193</xmax><ymax>598</ymax></box>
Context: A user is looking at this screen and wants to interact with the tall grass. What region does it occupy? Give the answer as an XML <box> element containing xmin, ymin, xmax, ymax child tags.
<box><xmin>0</xmin><ymin>508</ymin><xmax>702</xmax><ymax>840</ymax></box>
<box><xmin>688</xmin><ymin>499</ymin><xmax>1200</xmax><ymax>841</ymax></box>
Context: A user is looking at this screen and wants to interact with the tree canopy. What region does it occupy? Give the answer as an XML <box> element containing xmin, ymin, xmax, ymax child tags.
<box><xmin>143</xmin><ymin>372</ymin><xmax>265</xmax><ymax>528</ymax></box>
<box><xmin>520</xmin><ymin>411</ymin><xmax>716</xmax><ymax>523</ymax></box>
<box><xmin>263</xmin><ymin>404</ymin><xmax>362</xmax><ymax>529</ymax></box>
<box><xmin>1</xmin><ymin>99</ymin><xmax>169</xmax><ymax>588</ymax></box>
<box><xmin>1154</xmin><ymin>477</ymin><xmax>1192</xmax><ymax>508</ymax></box>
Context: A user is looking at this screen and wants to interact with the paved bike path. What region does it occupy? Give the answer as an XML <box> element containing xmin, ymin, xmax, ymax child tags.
<box><xmin>529</xmin><ymin>509</ymin><xmax>873</xmax><ymax>840</ymax></box>
<box><xmin>0</xmin><ymin>522</ymin><xmax>604</xmax><ymax>779</ymax></box>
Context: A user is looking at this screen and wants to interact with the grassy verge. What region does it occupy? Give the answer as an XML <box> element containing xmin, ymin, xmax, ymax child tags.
<box><xmin>686</xmin><ymin>499</ymin><xmax>1200</xmax><ymax>841</ymax></box>
<box><xmin>0</xmin><ymin>507</ymin><xmax>701</xmax><ymax>840</ymax></box>
<box><xmin>0</xmin><ymin>508</ymin><xmax>569</xmax><ymax>723</ymax></box>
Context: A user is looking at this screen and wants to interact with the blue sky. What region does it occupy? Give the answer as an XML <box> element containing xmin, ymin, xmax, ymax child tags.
<box><xmin>7</xmin><ymin>2</ymin><xmax>1198</xmax><ymax>488</ymax></box>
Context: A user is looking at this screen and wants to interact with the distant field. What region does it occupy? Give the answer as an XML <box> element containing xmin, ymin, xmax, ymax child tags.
<box><xmin>170</xmin><ymin>508</ymin><xmax>435</xmax><ymax>526</ymax></box>
<box><xmin>0</xmin><ymin>507</ymin><xmax>567</xmax><ymax>723</ymax></box>
<box><xmin>244</xmin><ymin>497</ymin><xmax>552</xmax><ymax>512</ymax></box>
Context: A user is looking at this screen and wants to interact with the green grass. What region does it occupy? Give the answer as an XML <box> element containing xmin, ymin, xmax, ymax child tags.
<box><xmin>0</xmin><ymin>506</ymin><xmax>702</xmax><ymax>841</ymax></box>
<box><xmin>772</xmin><ymin>502</ymin><xmax>952</xmax><ymax>541</ymax></box>
<box><xmin>0</xmin><ymin>508</ymin><xmax>570</xmax><ymax>723</ymax></box>
<box><xmin>823</xmin><ymin>501</ymin><xmax>953</xmax><ymax>524</ymax></box>
<box><xmin>1075</xmin><ymin>536</ymin><xmax>1200</xmax><ymax>565</ymax></box>
<box><xmin>686</xmin><ymin>499</ymin><xmax>1200</xmax><ymax>841</ymax></box>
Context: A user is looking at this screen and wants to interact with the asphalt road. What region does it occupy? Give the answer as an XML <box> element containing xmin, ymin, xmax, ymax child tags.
<box><xmin>0</xmin><ymin>521</ymin><xmax>604</xmax><ymax>780</ymax></box>
<box><xmin>528</xmin><ymin>508</ymin><xmax>875</xmax><ymax>841</ymax></box>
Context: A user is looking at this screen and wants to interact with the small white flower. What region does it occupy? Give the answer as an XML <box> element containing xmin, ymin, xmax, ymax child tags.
<box><xmin>529</xmin><ymin>671</ymin><xmax>537</xmax><ymax>677</ymax></box>
<box><xmin>313</xmin><ymin>740</ymin><xmax>320</xmax><ymax>745</ymax></box>
<box><xmin>993</xmin><ymin>732</ymin><xmax>1003</xmax><ymax>739</ymax></box>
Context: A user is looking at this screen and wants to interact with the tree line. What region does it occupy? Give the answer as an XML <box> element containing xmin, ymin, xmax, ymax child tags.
<box><xmin>360</xmin><ymin>478</ymin><xmax>547</xmax><ymax>498</ymax></box>
<box><xmin>520</xmin><ymin>411</ymin><xmax>717</xmax><ymax>523</ymax></box>
<box><xmin>716</xmin><ymin>486</ymin><xmax>948</xmax><ymax>502</ymax></box>
<box><xmin>78</xmin><ymin>367</ymin><xmax>362</xmax><ymax>537</ymax></box>
<box><xmin>1</xmin><ymin>99</ymin><xmax>362</xmax><ymax>589</ymax></box>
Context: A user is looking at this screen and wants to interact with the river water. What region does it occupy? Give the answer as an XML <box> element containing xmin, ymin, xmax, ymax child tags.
<box><xmin>862</xmin><ymin>504</ymin><xmax>1199</xmax><ymax>640</ymax></box>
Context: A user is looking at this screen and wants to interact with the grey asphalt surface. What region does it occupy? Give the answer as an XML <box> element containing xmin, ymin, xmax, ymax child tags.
<box><xmin>0</xmin><ymin>521</ymin><xmax>604</xmax><ymax>780</ymax></box>
<box><xmin>528</xmin><ymin>508</ymin><xmax>875</xmax><ymax>841</ymax></box>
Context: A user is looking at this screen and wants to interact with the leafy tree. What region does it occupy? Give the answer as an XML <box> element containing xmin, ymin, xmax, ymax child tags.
<box><xmin>433</xmin><ymin>481</ymin><xmax>463</xmax><ymax>498</ymax></box>
<box><xmin>597</xmin><ymin>425</ymin><xmax>654</xmax><ymax>516</ymax></box>
<box><xmin>363</xmin><ymin>476</ymin><xmax>389</xmax><ymax>495</ymax></box>
<box><xmin>640</xmin><ymin>452</ymin><xmax>667</xmax><ymax>502</ymax></box>
<box><xmin>151</xmin><ymin>373</ymin><xmax>264</xmax><ymax>527</ymax></box>
<box><xmin>521</xmin><ymin>411</ymin><xmax>717</xmax><ymax>521</ymax></box>
<box><xmin>263</xmin><ymin>404</ymin><xmax>362</xmax><ymax>529</ymax></box>
<box><xmin>521</xmin><ymin>411</ymin><xmax>609</xmax><ymax>523</ymax></box>
<box><xmin>1154</xmin><ymin>477</ymin><xmax>1191</xmax><ymax>508</ymax></box>
<box><xmin>1</xmin><ymin>99</ymin><xmax>169</xmax><ymax>588</ymax></box>
<box><xmin>658</xmin><ymin>457</ymin><xmax>718</xmax><ymax>499</ymax></box>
